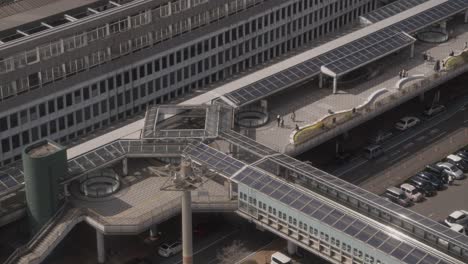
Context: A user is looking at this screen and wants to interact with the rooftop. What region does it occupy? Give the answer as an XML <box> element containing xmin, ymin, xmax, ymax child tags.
<box><xmin>26</xmin><ymin>140</ymin><xmax>61</xmax><ymax>158</ymax></box>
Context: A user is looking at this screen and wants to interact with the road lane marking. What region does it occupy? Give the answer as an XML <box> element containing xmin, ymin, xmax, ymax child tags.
<box><xmin>416</xmin><ymin>136</ymin><xmax>426</xmax><ymax>141</ymax></box>
<box><xmin>335</xmin><ymin>159</ymin><xmax>368</xmax><ymax>177</ymax></box>
<box><xmin>390</xmin><ymin>150</ymin><xmax>401</xmax><ymax>157</ymax></box>
<box><xmin>402</xmin><ymin>142</ymin><xmax>415</xmax><ymax>149</ymax></box>
<box><xmin>173</xmin><ymin>229</ymin><xmax>240</xmax><ymax>264</ymax></box>
<box><xmin>387</xmin><ymin>152</ymin><xmax>410</xmax><ymax>164</ymax></box>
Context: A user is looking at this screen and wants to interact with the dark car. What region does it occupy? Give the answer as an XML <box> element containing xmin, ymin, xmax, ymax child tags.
<box><xmin>425</xmin><ymin>164</ymin><xmax>449</xmax><ymax>183</ymax></box>
<box><xmin>413</xmin><ymin>171</ymin><xmax>444</xmax><ymax>190</ymax></box>
<box><xmin>406</xmin><ymin>177</ymin><xmax>436</xmax><ymax>197</ymax></box>
<box><xmin>456</xmin><ymin>150</ymin><xmax>468</xmax><ymax>162</ymax></box>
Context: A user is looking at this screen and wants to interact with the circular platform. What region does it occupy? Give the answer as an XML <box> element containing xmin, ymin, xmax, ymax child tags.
<box><xmin>416</xmin><ymin>31</ymin><xmax>449</xmax><ymax>43</ymax></box>
<box><xmin>79</xmin><ymin>169</ymin><xmax>120</xmax><ymax>198</ymax></box>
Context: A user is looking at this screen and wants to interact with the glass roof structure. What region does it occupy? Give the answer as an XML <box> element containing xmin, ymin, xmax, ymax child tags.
<box><xmin>222</xmin><ymin>0</ymin><xmax>468</xmax><ymax>108</ymax></box>
<box><xmin>0</xmin><ymin>162</ymin><xmax>23</xmax><ymax>195</ymax></box>
<box><xmin>0</xmin><ymin>103</ymin><xmax>467</xmax><ymax>262</ymax></box>
<box><xmin>231</xmin><ymin>166</ymin><xmax>454</xmax><ymax>264</ymax></box>
<box><xmin>361</xmin><ymin>0</ymin><xmax>431</xmax><ymax>23</ymax></box>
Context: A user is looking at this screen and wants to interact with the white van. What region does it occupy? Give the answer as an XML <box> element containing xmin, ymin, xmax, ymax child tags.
<box><xmin>271</xmin><ymin>252</ymin><xmax>292</xmax><ymax>264</ymax></box>
<box><xmin>364</xmin><ymin>145</ymin><xmax>384</xmax><ymax>159</ymax></box>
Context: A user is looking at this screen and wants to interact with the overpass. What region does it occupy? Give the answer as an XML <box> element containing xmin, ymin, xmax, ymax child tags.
<box><xmin>2</xmin><ymin>103</ymin><xmax>468</xmax><ymax>264</ymax></box>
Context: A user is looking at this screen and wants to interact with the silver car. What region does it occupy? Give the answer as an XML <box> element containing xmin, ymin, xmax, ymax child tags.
<box><xmin>437</xmin><ymin>162</ymin><xmax>464</xmax><ymax>180</ymax></box>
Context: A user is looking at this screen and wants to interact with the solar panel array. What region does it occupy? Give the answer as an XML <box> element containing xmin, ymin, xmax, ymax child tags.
<box><xmin>232</xmin><ymin>166</ymin><xmax>449</xmax><ymax>264</ymax></box>
<box><xmin>66</xmin><ymin>140</ymin><xmax>127</xmax><ymax>181</ymax></box>
<box><xmin>267</xmin><ymin>154</ymin><xmax>468</xmax><ymax>255</ymax></box>
<box><xmin>389</xmin><ymin>0</ymin><xmax>468</xmax><ymax>34</ymax></box>
<box><xmin>225</xmin><ymin>27</ymin><xmax>412</xmax><ymax>107</ymax></box>
<box><xmin>362</xmin><ymin>0</ymin><xmax>430</xmax><ymax>23</ymax></box>
<box><xmin>324</xmin><ymin>31</ymin><xmax>414</xmax><ymax>76</ymax></box>
<box><xmin>0</xmin><ymin>162</ymin><xmax>24</xmax><ymax>195</ymax></box>
<box><xmin>224</xmin><ymin>0</ymin><xmax>468</xmax><ymax>107</ymax></box>
<box><xmin>184</xmin><ymin>142</ymin><xmax>245</xmax><ymax>178</ymax></box>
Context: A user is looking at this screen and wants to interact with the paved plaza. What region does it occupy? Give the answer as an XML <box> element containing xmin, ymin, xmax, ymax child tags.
<box><xmin>250</xmin><ymin>19</ymin><xmax>468</xmax><ymax>153</ymax></box>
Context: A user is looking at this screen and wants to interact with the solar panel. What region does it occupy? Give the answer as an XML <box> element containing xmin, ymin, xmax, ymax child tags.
<box><xmin>362</xmin><ymin>0</ymin><xmax>430</xmax><ymax>23</ymax></box>
<box><xmin>184</xmin><ymin>142</ymin><xmax>245</xmax><ymax>178</ymax></box>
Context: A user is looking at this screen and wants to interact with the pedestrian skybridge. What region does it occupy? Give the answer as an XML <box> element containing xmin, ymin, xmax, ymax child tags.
<box><xmin>3</xmin><ymin>103</ymin><xmax>468</xmax><ymax>264</ymax></box>
<box><xmin>218</xmin><ymin>0</ymin><xmax>468</xmax><ymax>107</ymax></box>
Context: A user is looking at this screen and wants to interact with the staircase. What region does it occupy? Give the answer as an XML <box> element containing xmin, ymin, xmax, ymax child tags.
<box><xmin>5</xmin><ymin>204</ymin><xmax>85</xmax><ymax>264</ymax></box>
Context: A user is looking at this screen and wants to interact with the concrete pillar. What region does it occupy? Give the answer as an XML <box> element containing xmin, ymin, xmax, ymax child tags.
<box><xmin>182</xmin><ymin>190</ymin><xmax>193</xmax><ymax>264</ymax></box>
<box><xmin>122</xmin><ymin>158</ymin><xmax>128</xmax><ymax>176</ymax></box>
<box><xmin>287</xmin><ymin>240</ymin><xmax>297</xmax><ymax>255</ymax></box>
<box><xmin>419</xmin><ymin>92</ymin><xmax>425</xmax><ymax>103</ymax></box>
<box><xmin>96</xmin><ymin>230</ymin><xmax>105</xmax><ymax>264</ymax></box>
<box><xmin>440</xmin><ymin>21</ymin><xmax>447</xmax><ymax>33</ymax></box>
<box><xmin>465</xmin><ymin>9</ymin><xmax>468</xmax><ymax>23</ymax></box>
<box><xmin>332</xmin><ymin>77</ymin><xmax>337</xmax><ymax>94</ymax></box>
<box><xmin>319</xmin><ymin>73</ymin><xmax>323</xmax><ymax>88</ymax></box>
<box><xmin>225</xmin><ymin>180</ymin><xmax>233</xmax><ymax>199</ymax></box>
<box><xmin>410</xmin><ymin>43</ymin><xmax>414</xmax><ymax>58</ymax></box>
<box><xmin>150</xmin><ymin>224</ymin><xmax>158</xmax><ymax>239</ymax></box>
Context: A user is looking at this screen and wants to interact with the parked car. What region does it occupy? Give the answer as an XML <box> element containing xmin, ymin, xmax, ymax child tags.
<box><xmin>395</xmin><ymin>116</ymin><xmax>420</xmax><ymax>131</ymax></box>
<box><xmin>437</xmin><ymin>162</ymin><xmax>465</xmax><ymax>180</ymax></box>
<box><xmin>271</xmin><ymin>252</ymin><xmax>292</xmax><ymax>264</ymax></box>
<box><xmin>400</xmin><ymin>183</ymin><xmax>423</xmax><ymax>202</ymax></box>
<box><xmin>444</xmin><ymin>210</ymin><xmax>468</xmax><ymax>228</ymax></box>
<box><xmin>423</xmin><ymin>104</ymin><xmax>445</xmax><ymax>117</ymax></box>
<box><xmin>363</xmin><ymin>145</ymin><xmax>384</xmax><ymax>159</ymax></box>
<box><xmin>369</xmin><ymin>130</ymin><xmax>393</xmax><ymax>144</ymax></box>
<box><xmin>455</xmin><ymin>149</ymin><xmax>468</xmax><ymax>162</ymax></box>
<box><xmin>383</xmin><ymin>187</ymin><xmax>411</xmax><ymax>207</ymax></box>
<box><xmin>445</xmin><ymin>154</ymin><xmax>468</xmax><ymax>173</ymax></box>
<box><xmin>424</xmin><ymin>163</ymin><xmax>449</xmax><ymax>183</ymax></box>
<box><xmin>158</xmin><ymin>241</ymin><xmax>182</xmax><ymax>257</ymax></box>
<box><xmin>405</xmin><ymin>177</ymin><xmax>436</xmax><ymax>197</ymax></box>
<box><xmin>413</xmin><ymin>171</ymin><xmax>444</xmax><ymax>190</ymax></box>
<box><xmin>450</xmin><ymin>224</ymin><xmax>467</xmax><ymax>235</ymax></box>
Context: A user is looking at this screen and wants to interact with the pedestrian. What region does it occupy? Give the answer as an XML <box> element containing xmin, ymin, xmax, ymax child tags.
<box><xmin>464</xmin><ymin>42</ymin><xmax>468</xmax><ymax>50</ymax></box>
<box><xmin>405</xmin><ymin>69</ymin><xmax>408</xmax><ymax>77</ymax></box>
<box><xmin>449</xmin><ymin>50</ymin><xmax>454</xmax><ymax>56</ymax></box>
<box><xmin>448</xmin><ymin>174</ymin><xmax>454</xmax><ymax>185</ymax></box>
<box><xmin>280</xmin><ymin>118</ymin><xmax>284</xmax><ymax>128</ymax></box>
<box><xmin>398</xmin><ymin>70</ymin><xmax>402</xmax><ymax>79</ymax></box>
<box><xmin>276</xmin><ymin>114</ymin><xmax>280</xmax><ymax>127</ymax></box>
<box><xmin>423</xmin><ymin>52</ymin><xmax>427</xmax><ymax>61</ymax></box>
<box><xmin>295</xmin><ymin>124</ymin><xmax>300</xmax><ymax>131</ymax></box>
<box><xmin>291</xmin><ymin>110</ymin><xmax>296</xmax><ymax>122</ymax></box>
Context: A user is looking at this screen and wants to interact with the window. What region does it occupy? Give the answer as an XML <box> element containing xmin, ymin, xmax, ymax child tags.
<box><xmin>48</xmin><ymin>100</ymin><xmax>55</xmax><ymax>113</ymax></box>
<box><xmin>9</xmin><ymin>114</ymin><xmax>18</xmax><ymax>128</ymax></box>
<box><xmin>1</xmin><ymin>138</ymin><xmax>10</xmax><ymax>153</ymax></box>
<box><xmin>39</xmin><ymin>104</ymin><xmax>46</xmax><ymax>117</ymax></box>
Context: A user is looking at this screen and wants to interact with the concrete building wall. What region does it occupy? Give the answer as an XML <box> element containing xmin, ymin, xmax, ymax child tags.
<box><xmin>0</xmin><ymin>0</ymin><xmax>377</xmax><ymax>165</ymax></box>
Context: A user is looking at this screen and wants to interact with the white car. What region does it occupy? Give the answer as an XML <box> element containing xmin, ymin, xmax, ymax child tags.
<box><xmin>158</xmin><ymin>241</ymin><xmax>182</xmax><ymax>257</ymax></box>
<box><xmin>400</xmin><ymin>183</ymin><xmax>423</xmax><ymax>202</ymax></box>
<box><xmin>395</xmin><ymin>116</ymin><xmax>420</xmax><ymax>131</ymax></box>
<box><xmin>444</xmin><ymin>210</ymin><xmax>468</xmax><ymax>227</ymax></box>
<box><xmin>423</xmin><ymin>104</ymin><xmax>445</xmax><ymax>117</ymax></box>
<box><xmin>436</xmin><ymin>162</ymin><xmax>464</xmax><ymax>180</ymax></box>
<box><xmin>450</xmin><ymin>224</ymin><xmax>467</xmax><ymax>235</ymax></box>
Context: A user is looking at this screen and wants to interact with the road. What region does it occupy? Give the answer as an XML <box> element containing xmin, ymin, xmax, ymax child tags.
<box><xmin>43</xmin><ymin>213</ymin><xmax>275</xmax><ymax>264</ymax></box>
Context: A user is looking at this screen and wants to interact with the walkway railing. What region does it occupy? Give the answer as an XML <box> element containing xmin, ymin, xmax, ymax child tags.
<box><xmin>286</xmin><ymin>62</ymin><xmax>468</xmax><ymax>156</ymax></box>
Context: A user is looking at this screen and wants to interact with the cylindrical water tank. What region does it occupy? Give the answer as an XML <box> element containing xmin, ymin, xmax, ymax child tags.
<box><xmin>22</xmin><ymin>140</ymin><xmax>67</xmax><ymax>233</ymax></box>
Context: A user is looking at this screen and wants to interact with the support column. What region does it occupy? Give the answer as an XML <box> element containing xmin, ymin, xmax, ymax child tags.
<box><xmin>287</xmin><ymin>240</ymin><xmax>297</xmax><ymax>255</ymax></box>
<box><xmin>122</xmin><ymin>158</ymin><xmax>128</xmax><ymax>176</ymax></box>
<box><xmin>96</xmin><ymin>230</ymin><xmax>105</xmax><ymax>264</ymax></box>
<box><xmin>332</xmin><ymin>76</ymin><xmax>337</xmax><ymax>94</ymax></box>
<box><xmin>465</xmin><ymin>9</ymin><xmax>468</xmax><ymax>23</ymax></box>
<box><xmin>410</xmin><ymin>43</ymin><xmax>414</xmax><ymax>58</ymax></box>
<box><xmin>150</xmin><ymin>224</ymin><xmax>158</xmax><ymax>239</ymax></box>
<box><xmin>63</xmin><ymin>183</ymin><xmax>69</xmax><ymax>198</ymax></box>
<box><xmin>319</xmin><ymin>73</ymin><xmax>323</xmax><ymax>88</ymax></box>
<box><xmin>225</xmin><ymin>180</ymin><xmax>233</xmax><ymax>199</ymax></box>
<box><xmin>440</xmin><ymin>21</ymin><xmax>447</xmax><ymax>33</ymax></box>
<box><xmin>182</xmin><ymin>190</ymin><xmax>193</xmax><ymax>264</ymax></box>
<box><xmin>419</xmin><ymin>92</ymin><xmax>425</xmax><ymax>103</ymax></box>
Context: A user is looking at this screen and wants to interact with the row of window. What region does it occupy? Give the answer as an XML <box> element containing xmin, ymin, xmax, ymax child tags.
<box><xmin>239</xmin><ymin>191</ymin><xmax>386</xmax><ymax>264</ymax></box>
<box><xmin>0</xmin><ymin>1</ymin><xmax>372</xmax><ymax>163</ymax></box>
<box><xmin>0</xmin><ymin>0</ymin><xmax>373</xmax><ymax>101</ymax></box>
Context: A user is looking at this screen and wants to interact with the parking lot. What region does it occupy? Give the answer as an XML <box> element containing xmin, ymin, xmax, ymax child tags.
<box><xmin>298</xmin><ymin>74</ymin><xmax>468</xmax><ymax>228</ymax></box>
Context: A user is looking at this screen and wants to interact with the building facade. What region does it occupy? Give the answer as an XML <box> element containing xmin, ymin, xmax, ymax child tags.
<box><xmin>0</xmin><ymin>0</ymin><xmax>378</xmax><ymax>165</ymax></box>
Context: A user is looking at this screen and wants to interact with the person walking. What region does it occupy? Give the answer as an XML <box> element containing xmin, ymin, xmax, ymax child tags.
<box><xmin>276</xmin><ymin>114</ymin><xmax>280</xmax><ymax>127</ymax></box>
<box><xmin>280</xmin><ymin>118</ymin><xmax>284</xmax><ymax>128</ymax></box>
<box><xmin>295</xmin><ymin>124</ymin><xmax>300</xmax><ymax>131</ymax></box>
<box><xmin>291</xmin><ymin>111</ymin><xmax>296</xmax><ymax>122</ymax></box>
<box><xmin>398</xmin><ymin>70</ymin><xmax>402</xmax><ymax>79</ymax></box>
